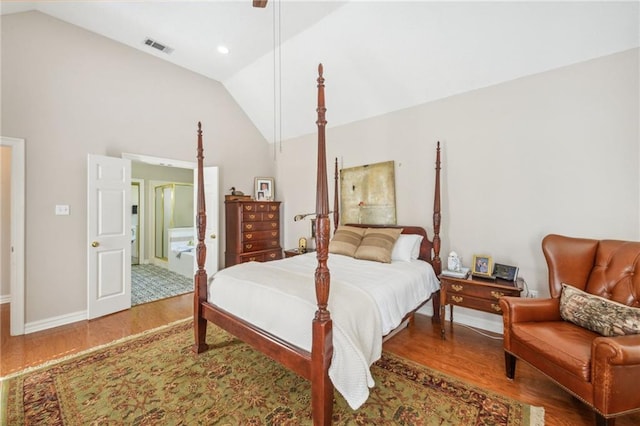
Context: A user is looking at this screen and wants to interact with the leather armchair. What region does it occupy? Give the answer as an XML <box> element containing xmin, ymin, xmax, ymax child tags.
<box><xmin>499</xmin><ymin>234</ymin><xmax>640</xmax><ymax>426</ymax></box>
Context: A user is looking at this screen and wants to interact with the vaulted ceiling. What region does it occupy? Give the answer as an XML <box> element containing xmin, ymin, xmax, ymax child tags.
<box><xmin>2</xmin><ymin>1</ymin><xmax>638</xmax><ymax>143</ymax></box>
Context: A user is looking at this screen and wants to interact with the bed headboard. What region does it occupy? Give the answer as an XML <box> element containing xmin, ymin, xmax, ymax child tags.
<box><xmin>337</xmin><ymin>144</ymin><xmax>442</xmax><ymax>274</ymax></box>
<box><xmin>343</xmin><ymin>224</ymin><xmax>434</xmax><ymax>267</ymax></box>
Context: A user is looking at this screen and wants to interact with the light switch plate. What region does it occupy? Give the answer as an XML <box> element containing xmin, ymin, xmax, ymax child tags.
<box><xmin>55</xmin><ymin>204</ymin><xmax>70</xmax><ymax>215</ymax></box>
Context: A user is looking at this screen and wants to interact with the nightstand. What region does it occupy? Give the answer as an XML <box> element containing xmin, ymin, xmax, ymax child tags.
<box><xmin>439</xmin><ymin>275</ymin><xmax>522</xmax><ymax>338</ymax></box>
<box><xmin>284</xmin><ymin>248</ymin><xmax>316</xmax><ymax>258</ymax></box>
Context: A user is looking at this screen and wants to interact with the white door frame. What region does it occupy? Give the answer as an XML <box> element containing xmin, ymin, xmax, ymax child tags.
<box><xmin>2</xmin><ymin>136</ymin><xmax>25</xmax><ymax>336</ymax></box>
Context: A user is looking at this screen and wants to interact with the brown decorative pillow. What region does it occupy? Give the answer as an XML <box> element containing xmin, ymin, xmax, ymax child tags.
<box><xmin>559</xmin><ymin>283</ymin><xmax>640</xmax><ymax>337</ymax></box>
<box><xmin>354</xmin><ymin>227</ymin><xmax>403</xmax><ymax>263</ymax></box>
<box><xmin>328</xmin><ymin>226</ymin><xmax>366</xmax><ymax>257</ymax></box>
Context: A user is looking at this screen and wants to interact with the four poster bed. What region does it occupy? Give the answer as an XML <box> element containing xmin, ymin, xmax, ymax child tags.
<box><xmin>193</xmin><ymin>64</ymin><xmax>442</xmax><ymax>425</ymax></box>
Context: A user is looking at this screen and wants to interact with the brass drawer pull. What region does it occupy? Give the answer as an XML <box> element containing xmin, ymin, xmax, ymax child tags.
<box><xmin>245</xmin><ymin>224</ymin><xmax>253</xmax><ymax>230</ymax></box>
<box><xmin>246</xmin><ymin>234</ymin><xmax>253</xmax><ymax>239</ymax></box>
<box><xmin>267</xmin><ymin>214</ymin><xmax>275</xmax><ymax>219</ymax></box>
<box><xmin>249</xmin><ymin>214</ymin><xmax>256</xmax><ymax>220</ymax></box>
<box><xmin>245</xmin><ymin>205</ymin><xmax>253</xmax><ymax>211</ymax></box>
<box><xmin>268</xmin><ymin>253</ymin><xmax>277</xmax><ymax>258</ymax></box>
<box><xmin>249</xmin><ymin>257</ymin><xmax>257</xmax><ymax>261</ymax></box>
<box><xmin>245</xmin><ymin>244</ymin><xmax>253</xmax><ymax>249</ymax></box>
<box><xmin>491</xmin><ymin>303</ymin><xmax>502</xmax><ymax>312</ymax></box>
<box><xmin>451</xmin><ymin>284</ymin><xmax>463</xmax><ymax>292</ymax></box>
<box><xmin>270</xmin><ymin>206</ymin><xmax>277</xmax><ymax>211</ymax></box>
<box><xmin>451</xmin><ymin>296</ymin><xmax>463</xmax><ymax>303</ymax></box>
<box><xmin>271</xmin><ymin>223</ymin><xmax>277</xmax><ymax>228</ymax></box>
<box><xmin>491</xmin><ymin>291</ymin><xmax>505</xmax><ymax>299</ymax></box>
<box><xmin>271</xmin><ymin>231</ymin><xmax>277</xmax><ymax>237</ymax></box>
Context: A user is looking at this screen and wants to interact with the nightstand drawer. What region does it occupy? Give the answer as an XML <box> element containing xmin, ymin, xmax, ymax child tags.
<box><xmin>447</xmin><ymin>293</ymin><xmax>504</xmax><ymax>314</ymax></box>
<box><xmin>443</xmin><ymin>282</ymin><xmax>520</xmax><ymax>300</ymax></box>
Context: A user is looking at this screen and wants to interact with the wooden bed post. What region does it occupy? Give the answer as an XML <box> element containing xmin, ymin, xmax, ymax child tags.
<box><xmin>312</xmin><ymin>63</ymin><xmax>333</xmax><ymax>426</ymax></box>
<box><xmin>193</xmin><ymin>122</ymin><xmax>209</xmax><ymax>354</ymax></box>
<box><xmin>333</xmin><ymin>158</ymin><xmax>340</xmax><ymax>230</ymax></box>
<box><xmin>432</xmin><ymin>141</ymin><xmax>442</xmax><ymax>275</ymax></box>
<box><xmin>431</xmin><ymin>141</ymin><xmax>442</xmax><ymax>323</ymax></box>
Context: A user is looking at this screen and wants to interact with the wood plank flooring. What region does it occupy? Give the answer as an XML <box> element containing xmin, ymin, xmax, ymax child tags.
<box><xmin>2</xmin><ymin>295</ymin><xmax>639</xmax><ymax>425</ymax></box>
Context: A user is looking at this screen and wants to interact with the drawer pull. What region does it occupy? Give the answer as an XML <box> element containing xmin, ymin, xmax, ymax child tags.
<box><xmin>245</xmin><ymin>206</ymin><xmax>254</xmax><ymax>211</ymax></box>
<box><xmin>258</xmin><ymin>204</ymin><xmax>266</xmax><ymax>209</ymax></box>
<box><xmin>451</xmin><ymin>296</ymin><xmax>464</xmax><ymax>303</ymax></box>
<box><xmin>245</xmin><ymin>244</ymin><xmax>253</xmax><ymax>249</ymax></box>
<box><xmin>267</xmin><ymin>214</ymin><xmax>275</xmax><ymax>219</ymax></box>
<box><xmin>268</xmin><ymin>253</ymin><xmax>277</xmax><ymax>259</ymax></box>
<box><xmin>245</xmin><ymin>224</ymin><xmax>253</xmax><ymax>230</ymax></box>
<box><xmin>249</xmin><ymin>214</ymin><xmax>256</xmax><ymax>220</ymax></box>
<box><xmin>491</xmin><ymin>303</ymin><xmax>502</xmax><ymax>313</ymax></box>
<box><xmin>246</xmin><ymin>234</ymin><xmax>253</xmax><ymax>239</ymax></box>
<box><xmin>271</xmin><ymin>231</ymin><xmax>277</xmax><ymax>237</ymax></box>
<box><xmin>491</xmin><ymin>291</ymin><xmax>505</xmax><ymax>299</ymax></box>
<box><xmin>249</xmin><ymin>257</ymin><xmax>257</xmax><ymax>261</ymax></box>
<box><xmin>271</xmin><ymin>223</ymin><xmax>277</xmax><ymax>228</ymax></box>
<box><xmin>451</xmin><ymin>284</ymin><xmax>463</xmax><ymax>292</ymax></box>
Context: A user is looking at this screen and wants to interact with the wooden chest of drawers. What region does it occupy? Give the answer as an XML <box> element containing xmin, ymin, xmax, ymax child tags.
<box><xmin>439</xmin><ymin>275</ymin><xmax>522</xmax><ymax>338</ymax></box>
<box><xmin>225</xmin><ymin>200</ymin><xmax>282</xmax><ymax>267</ymax></box>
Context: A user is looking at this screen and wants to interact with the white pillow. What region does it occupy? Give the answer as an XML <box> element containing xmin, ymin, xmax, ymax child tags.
<box><xmin>391</xmin><ymin>234</ymin><xmax>424</xmax><ymax>262</ymax></box>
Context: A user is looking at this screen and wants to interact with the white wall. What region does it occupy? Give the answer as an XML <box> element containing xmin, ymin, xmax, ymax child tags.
<box><xmin>278</xmin><ymin>48</ymin><xmax>639</xmax><ymax>332</ymax></box>
<box><xmin>0</xmin><ymin>11</ymin><xmax>275</xmax><ymax>326</ymax></box>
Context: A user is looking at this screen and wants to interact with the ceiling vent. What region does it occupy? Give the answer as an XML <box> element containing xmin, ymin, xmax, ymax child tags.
<box><xmin>143</xmin><ymin>38</ymin><xmax>174</xmax><ymax>54</ymax></box>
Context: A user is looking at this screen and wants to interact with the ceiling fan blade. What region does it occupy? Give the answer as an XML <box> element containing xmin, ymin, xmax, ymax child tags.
<box><xmin>253</xmin><ymin>0</ymin><xmax>268</xmax><ymax>7</ymax></box>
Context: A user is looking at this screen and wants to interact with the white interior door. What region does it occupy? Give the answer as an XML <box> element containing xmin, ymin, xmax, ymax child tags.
<box><xmin>87</xmin><ymin>154</ymin><xmax>131</xmax><ymax>319</ymax></box>
<box><xmin>195</xmin><ymin>166</ymin><xmax>219</xmax><ymax>275</ymax></box>
<box><xmin>1</xmin><ymin>136</ymin><xmax>25</xmax><ymax>335</ymax></box>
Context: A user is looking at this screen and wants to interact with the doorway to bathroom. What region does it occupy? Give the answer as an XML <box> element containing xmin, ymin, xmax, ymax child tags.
<box><xmin>124</xmin><ymin>153</ymin><xmax>219</xmax><ymax>307</ymax></box>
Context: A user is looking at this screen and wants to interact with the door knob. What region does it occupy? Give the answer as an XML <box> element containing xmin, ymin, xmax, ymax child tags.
<box><xmin>91</xmin><ymin>241</ymin><xmax>100</xmax><ymax>247</ymax></box>
<box><xmin>210</xmin><ymin>233</ymin><xmax>216</xmax><ymax>239</ymax></box>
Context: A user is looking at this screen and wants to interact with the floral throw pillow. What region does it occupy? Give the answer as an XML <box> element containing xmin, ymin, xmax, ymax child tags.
<box><xmin>560</xmin><ymin>283</ymin><xmax>640</xmax><ymax>337</ymax></box>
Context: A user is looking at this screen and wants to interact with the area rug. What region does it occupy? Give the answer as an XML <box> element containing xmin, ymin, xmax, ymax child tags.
<box><xmin>0</xmin><ymin>320</ymin><xmax>544</xmax><ymax>425</ymax></box>
<box><xmin>131</xmin><ymin>264</ymin><xmax>193</xmax><ymax>305</ymax></box>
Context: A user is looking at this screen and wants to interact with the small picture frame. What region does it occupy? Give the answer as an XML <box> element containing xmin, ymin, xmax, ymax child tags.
<box><xmin>472</xmin><ymin>255</ymin><xmax>493</xmax><ymax>277</ymax></box>
<box><xmin>254</xmin><ymin>177</ymin><xmax>274</xmax><ymax>201</ymax></box>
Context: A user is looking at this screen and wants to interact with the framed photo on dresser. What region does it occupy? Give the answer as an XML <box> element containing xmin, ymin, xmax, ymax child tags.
<box><xmin>255</xmin><ymin>177</ymin><xmax>275</xmax><ymax>201</ymax></box>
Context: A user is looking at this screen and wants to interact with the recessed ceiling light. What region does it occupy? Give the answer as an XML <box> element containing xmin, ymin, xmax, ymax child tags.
<box><xmin>217</xmin><ymin>45</ymin><xmax>229</xmax><ymax>55</ymax></box>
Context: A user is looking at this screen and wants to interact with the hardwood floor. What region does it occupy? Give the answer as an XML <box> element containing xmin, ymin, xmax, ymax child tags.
<box><xmin>2</xmin><ymin>296</ymin><xmax>639</xmax><ymax>425</ymax></box>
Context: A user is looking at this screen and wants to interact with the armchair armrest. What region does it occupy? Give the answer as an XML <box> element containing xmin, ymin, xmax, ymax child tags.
<box><xmin>592</xmin><ymin>334</ymin><xmax>640</xmax><ymax>415</ymax></box>
<box><xmin>593</xmin><ymin>334</ymin><xmax>640</xmax><ymax>365</ymax></box>
<box><xmin>500</xmin><ymin>296</ymin><xmax>562</xmax><ymax>324</ymax></box>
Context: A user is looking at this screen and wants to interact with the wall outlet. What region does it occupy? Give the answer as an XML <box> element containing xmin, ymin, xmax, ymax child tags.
<box><xmin>528</xmin><ymin>290</ymin><xmax>539</xmax><ymax>298</ymax></box>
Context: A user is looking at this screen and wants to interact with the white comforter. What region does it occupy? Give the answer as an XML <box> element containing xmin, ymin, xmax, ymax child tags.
<box><xmin>207</xmin><ymin>252</ymin><xmax>439</xmax><ymax>409</ymax></box>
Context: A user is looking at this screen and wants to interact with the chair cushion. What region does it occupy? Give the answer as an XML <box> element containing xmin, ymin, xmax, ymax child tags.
<box><xmin>511</xmin><ymin>321</ymin><xmax>594</xmax><ymax>382</ymax></box>
<box><xmin>560</xmin><ymin>283</ymin><xmax>640</xmax><ymax>337</ymax></box>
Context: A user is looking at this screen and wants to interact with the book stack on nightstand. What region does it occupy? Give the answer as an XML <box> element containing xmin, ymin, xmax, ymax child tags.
<box><xmin>441</xmin><ymin>267</ymin><xmax>470</xmax><ymax>279</ymax></box>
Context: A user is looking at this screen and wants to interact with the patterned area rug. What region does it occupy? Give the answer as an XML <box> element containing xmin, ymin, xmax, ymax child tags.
<box><xmin>131</xmin><ymin>264</ymin><xmax>193</xmax><ymax>305</ymax></box>
<box><xmin>1</xmin><ymin>320</ymin><xmax>544</xmax><ymax>425</ymax></box>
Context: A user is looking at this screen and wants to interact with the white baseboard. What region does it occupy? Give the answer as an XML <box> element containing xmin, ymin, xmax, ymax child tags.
<box><xmin>24</xmin><ymin>310</ymin><xmax>87</xmax><ymax>334</ymax></box>
<box><xmin>0</xmin><ymin>294</ymin><xmax>11</xmax><ymax>304</ymax></box>
<box><xmin>419</xmin><ymin>303</ymin><xmax>504</xmax><ymax>335</ymax></box>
